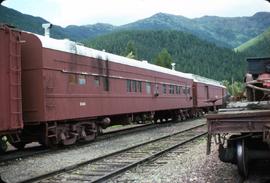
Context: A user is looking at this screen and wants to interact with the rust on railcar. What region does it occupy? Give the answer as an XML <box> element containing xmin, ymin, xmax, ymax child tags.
<box><xmin>0</xmin><ymin>25</ymin><xmax>23</xmax><ymax>135</ymax></box>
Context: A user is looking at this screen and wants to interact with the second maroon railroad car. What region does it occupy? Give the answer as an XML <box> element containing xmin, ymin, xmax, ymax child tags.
<box><xmin>191</xmin><ymin>74</ymin><xmax>225</xmax><ymax>108</ymax></box>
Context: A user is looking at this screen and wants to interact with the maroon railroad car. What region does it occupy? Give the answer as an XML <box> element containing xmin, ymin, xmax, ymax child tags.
<box><xmin>191</xmin><ymin>75</ymin><xmax>226</xmax><ymax>109</ymax></box>
<box><xmin>0</xmin><ymin>25</ymin><xmax>23</xmax><ymax>144</ymax></box>
<box><xmin>19</xmin><ymin>31</ymin><xmax>195</xmax><ymax>146</ymax></box>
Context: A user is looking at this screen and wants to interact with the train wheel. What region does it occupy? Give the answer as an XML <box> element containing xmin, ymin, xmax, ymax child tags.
<box><xmin>153</xmin><ymin>117</ymin><xmax>159</xmax><ymax>124</ymax></box>
<box><xmin>0</xmin><ymin>137</ymin><xmax>8</xmax><ymax>154</ymax></box>
<box><xmin>60</xmin><ymin>131</ymin><xmax>77</xmax><ymax>146</ymax></box>
<box><xmin>237</xmin><ymin>139</ymin><xmax>249</xmax><ymax>178</ymax></box>
<box><xmin>83</xmin><ymin>123</ymin><xmax>97</xmax><ymax>142</ymax></box>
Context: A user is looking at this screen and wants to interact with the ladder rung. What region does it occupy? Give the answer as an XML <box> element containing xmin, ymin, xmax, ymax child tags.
<box><xmin>11</xmin><ymin>112</ymin><xmax>22</xmax><ymax>114</ymax></box>
<box><xmin>12</xmin><ymin>97</ymin><xmax>22</xmax><ymax>100</ymax></box>
<box><xmin>10</xmin><ymin>68</ymin><xmax>21</xmax><ymax>72</ymax></box>
<box><xmin>11</xmin><ymin>83</ymin><xmax>22</xmax><ymax>86</ymax></box>
<box><xmin>10</xmin><ymin>54</ymin><xmax>21</xmax><ymax>57</ymax></box>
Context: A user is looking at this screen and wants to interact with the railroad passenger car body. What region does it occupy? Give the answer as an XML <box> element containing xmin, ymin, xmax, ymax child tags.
<box><xmin>21</xmin><ymin>32</ymin><xmax>194</xmax><ymax>122</ymax></box>
<box><xmin>191</xmin><ymin>74</ymin><xmax>225</xmax><ymax>109</ymax></box>
<box><xmin>20</xmin><ymin>32</ymin><xmax>195</xmax><ymax>146</ymax></box>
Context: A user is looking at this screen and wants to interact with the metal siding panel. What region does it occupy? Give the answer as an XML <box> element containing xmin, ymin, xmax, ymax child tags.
<box><xmin>207</xmin><ymin>110</ymin><xmax>270</xmax><ymax>134</ymax></box>
<box><xmin>21</xmin><ymin>32</ymin><xmax>45</xmax><ymax>122</ymax></box>
<box><xmin>196</xmin><ymin>83</ymin><xmax>210</xmax><ymax>107</ymax></box>
<box><xmin>196</xmin><ymin>82</ymin><xmax>224</xmax><ymax>107</ymax></box>
<box><xmin>39</xmin><ymin>48</ymin><xmax>194</xmax><ymax>122</ymax></box>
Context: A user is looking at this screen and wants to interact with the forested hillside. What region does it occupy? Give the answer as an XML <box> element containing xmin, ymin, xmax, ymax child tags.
<box><xmin>235</xmin><ymin>28</ymin><xmax>270</xmax><ymax>57</ymax></box>
<box><xmin>1</xmin><ymin>5</ymin><xmax>270</xmax><ymax>48</ymax></box>
<box><xmin>122</xmin><ymin>12</ymin><xmax>270</xmax><ymax>48</ymax></box>
<box><xmin>86</xmin><ymin>30</ymin><xmax>247</xmax><ymax>81</ymax></box>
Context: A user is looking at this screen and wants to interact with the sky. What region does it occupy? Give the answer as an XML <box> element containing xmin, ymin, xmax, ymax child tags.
<box><xmin>3</xmin><ymin>0</ymin><xmax>270</xmax><ymax>27</ymax></box>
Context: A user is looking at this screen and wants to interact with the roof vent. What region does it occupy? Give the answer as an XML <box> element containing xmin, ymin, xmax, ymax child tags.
<box><xmin>142</xmin><ymin>60</ymin><xmax>148</xmax><ymax>63</ymax></box>
<box><xmin>171</xmin><ymin>63</ymin><xmax>176</xmax><ymax>70</ymax></box>
<box><xmin>42</xmin><ymin>23</ymin><xmax>52</xmax><ymax>37</ymax></box>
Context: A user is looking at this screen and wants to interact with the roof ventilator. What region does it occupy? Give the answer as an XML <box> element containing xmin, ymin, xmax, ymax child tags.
<box><xmin>171</xmin><ymin>63</ymin><xmax>176</xmax><ymax>70</ymax></box>
<box><xmin>42</xmin><ymin>23</ymin><xmax>52</xmax><ymax>37</ymax></box>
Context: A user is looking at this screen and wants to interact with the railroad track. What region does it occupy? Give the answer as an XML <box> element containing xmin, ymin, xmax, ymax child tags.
<box><xmin>19</xmin><ymin>124</ymin><xmax>206</xmax><ymax>183</ymax></box>
<box><xmin>0</xmin><ymin>118</ymin><xmax>198</xmax><ymax>163</ymax></box>
<box><xmin>0</xmin><ymin>123</ymin><xmax>154</xmax><ymax>163</ymax></box>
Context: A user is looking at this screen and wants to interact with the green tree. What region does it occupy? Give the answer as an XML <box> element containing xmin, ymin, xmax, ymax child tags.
<box><xmin>222</xmin><ymin>80</ymin><xmax>244</xmax><ymax>97</ymax></box>
<box><xmin>124</xmin><ymin>40</ymin><xmax>137</xmax><ymax>59</ymax></box>
<box><xmin>154</xmin><ymin>48</ymin><xmax>173</xmax><ymax>69</ymax></box>
<box><xmin>86</xmin><ymin>30</ymin><xmax>247</xmax><ymax>81</ymax></box>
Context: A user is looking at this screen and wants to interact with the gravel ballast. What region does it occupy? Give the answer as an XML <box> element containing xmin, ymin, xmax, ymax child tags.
<box><xmin>2</xmin><ymin>118</ymin><xmax>267</xmax><ymax>183</ymax></box>
<box><xmin>0</xmin><ymin>119</ymin><xmax>204</xmax><ymax>183</ymax></box>
<box><xmin>110</xmin><ymin>138</ymin><xmax>241</xmax><ymax>183</ymax></box>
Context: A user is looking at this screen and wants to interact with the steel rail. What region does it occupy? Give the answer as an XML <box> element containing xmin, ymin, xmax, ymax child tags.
<box><xmin>18</xmin><ymin>124</ymin><xmax>206</xmax><ymax>183</ymax></box>
<box><xmin>1</xmin><ymin>118</ymin><xmax>201</xmax><ymax>163</ymax></box>
<box><xmin>92</xmin><ymin>132</ymin><xmax>206</xmax><ymax>183</ymax></box>
<box><xmin>0</xmin><ymin>123</ymin><xmax>154</xmax><ymax>163</ymax></box>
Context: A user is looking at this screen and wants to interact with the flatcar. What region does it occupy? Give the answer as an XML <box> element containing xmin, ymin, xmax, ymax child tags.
<box><xmin>206</xmin><ymin>57</ymin><xmax>270</xmax><ymax>177</ymax></box>
<box><xmin>0</xmin><ymin>24</ymin><xmax>226</xmax><ymax>152</ymax></box>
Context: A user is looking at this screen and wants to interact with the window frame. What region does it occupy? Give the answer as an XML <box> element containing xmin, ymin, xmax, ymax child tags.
<box><xmin>162</xmin><ymin>84</ymin><xmax>166</xmax><ymax>94</ymax></box>
<box><xmin>138</xmin><ymin>81</ymin><xmax>142</xmax><ymax>93</ymax></box>
<box><xmin>169</xmin><ymin>84</ymin><xmax>174</xmax><ymax>94</ymax></box>
<box><xmin>146</xmin><ymin>82</ymin><xmax>151</xmax><ymax>94</ymax></box>
<box><xmin>127</xmin><ymin>80</ymin><xmax>132</xmax><ymax>92</ymax></box>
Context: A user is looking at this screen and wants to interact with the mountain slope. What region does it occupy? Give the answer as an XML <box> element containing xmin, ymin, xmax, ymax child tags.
<box><xmin>0</xmin><ymin>5</ymin><xmax>115</xmax><ymax>40</ymax></box>
<box><xmin>65</xmin><ymin>23</ymin><xmax>115</xmax><ymax>40</ymax></box>
<box><xmin>123</xmin><ymin>12</ymin><xmax>270</xmax><ymax>48</ymax></box>
<box><xmin>194</xmin><ymin>12</ymin><xmax>270</xmax><ymax>47</ymax></box>
<box><xmin>235</xmin><ymin>28</ymin><xmax>270</xmax><ymax>57</ymax></box>
<box><xmin>1</xmin><ymin>5</ymin><xmax>270</xmax><ymax>47</ymax></box>
<box><xmin>121</xmin><ymin>13</ymin><xmax>228</xmax><ymax>47</ymax></box>
<box><xmin>86</xmin><ymin>30</ymin><xmax>247</xmax><ymax>81</ymax></box>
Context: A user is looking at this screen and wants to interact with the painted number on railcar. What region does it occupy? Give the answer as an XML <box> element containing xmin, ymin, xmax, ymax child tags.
<box><xmin>80</xmin><ymin>102</ymin><xmax>86</xmax><ymax>106</ymax></box>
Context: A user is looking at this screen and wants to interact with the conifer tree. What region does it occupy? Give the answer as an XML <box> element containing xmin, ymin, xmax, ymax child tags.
<box><xmin>154</xmin><ymin>48</ymin><xmax>173</xmax><ymax>69</ymax></box>
<box><xmin>124</xmin><ymin>41</ymin><xmax>137</xmax><ymax>59</ymax></box>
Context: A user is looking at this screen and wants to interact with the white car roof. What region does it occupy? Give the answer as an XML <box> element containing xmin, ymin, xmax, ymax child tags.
<box><xmin>32</xmin><ymin>33</ymin><xmax>224</xmax><ymax>88</ymax></box>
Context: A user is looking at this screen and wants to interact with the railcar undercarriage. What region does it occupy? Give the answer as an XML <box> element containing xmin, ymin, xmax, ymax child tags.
<box><xmin>207</xmin><ymin>105</ymin><xmax>270</xmax><ymax>178</ymax></box>
<box><xmin>0</xmin><ymin>107</ymin><xmax>209</xmax><ymax>153</ymax></box>
<box><xmin>207</xmin><ymin>57</ymin><xmax>270</xmax><ymax>178</ymax></box>
<box><xmin>39</xmin><ymin>109</ymin><xmax>199</xmax><ymax>146</ymax></box>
